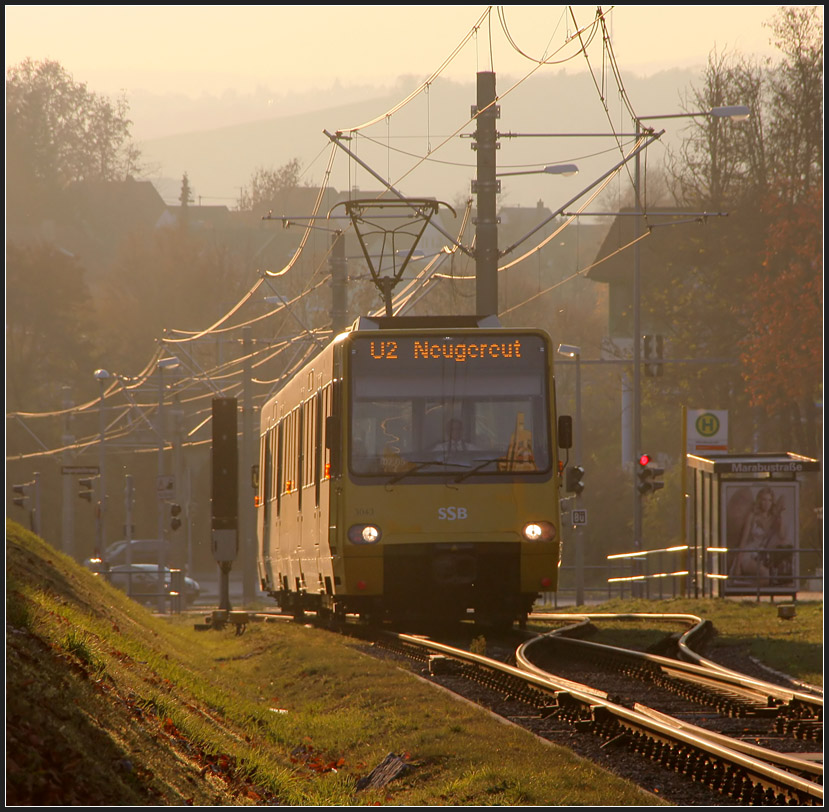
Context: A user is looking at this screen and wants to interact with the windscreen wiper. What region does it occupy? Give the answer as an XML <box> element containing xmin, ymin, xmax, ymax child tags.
<box><xmin>453</xmin><ymin>457</ymin><xmax>503</xmax><ymax>483</ymax></box>
<box><xmin>386</xmin><ymin>459</ymin><xmax>468</xmax><ymax>486</ymax></box>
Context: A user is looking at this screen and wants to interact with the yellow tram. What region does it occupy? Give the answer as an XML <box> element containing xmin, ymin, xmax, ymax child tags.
<box><xmin>256</xmin><ymin>316</ymin><xmax>569</xmax><ymax>627</ymax></box>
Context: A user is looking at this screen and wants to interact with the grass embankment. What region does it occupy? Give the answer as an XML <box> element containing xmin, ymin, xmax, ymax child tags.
<box><xmin>6</xmin><ymin>519</ymin><xmax>663</xmax><ymax>806</ymax></box>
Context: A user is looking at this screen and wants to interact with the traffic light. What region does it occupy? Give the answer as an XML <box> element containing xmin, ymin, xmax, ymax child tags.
<box><xmin>78</xmin><ymin>476</ymin><xmax>97</xmax><ymax>502</ymax></box>
<box><xmin>170</xmin><ymin>503</ymin><xmax>182</xmax><ymax>531</ymax></box>
<box><xmin>643</xmin><ymin>334</ymin><xmax>664</xmax><ymax>377</ymax></box>
<box><xmin>565</xmin><ymin>465</ymin><xmax>585</xmax><ymax>495</ymax></box>
<box><xmin>12</xmin><ymin>482</ymin><xmax>32</xmax><ymax>508</ymax></box>
<box><xmin>637</xmin><ymin>454</ymin><xmax>665</xmax><ymax>495</ymax></box>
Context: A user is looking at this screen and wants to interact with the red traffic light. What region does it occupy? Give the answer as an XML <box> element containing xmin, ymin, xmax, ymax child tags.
<box><xmin>638</xmin><ymin>453</ymin><xmax>651</xmax><ymax>466</ymax></box>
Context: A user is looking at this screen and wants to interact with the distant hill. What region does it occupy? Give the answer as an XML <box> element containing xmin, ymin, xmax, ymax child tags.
<box><xmin>139</xmin><ymin>68</ymin><xmax>701</xmax><ymax>210</ymax></box>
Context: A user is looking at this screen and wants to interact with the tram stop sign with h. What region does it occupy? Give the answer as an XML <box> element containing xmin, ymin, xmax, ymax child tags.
<box><xmin>687</xmin><ymin>410</ymin><xmax>728</xmax><ymax>453</ymax></box>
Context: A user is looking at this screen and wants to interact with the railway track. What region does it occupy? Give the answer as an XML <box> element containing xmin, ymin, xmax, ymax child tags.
<box><xmin>524</xmin><ymin>613</ymin><xmax>823</xmax><ymax>747</ymax></box>
<box><xmin>367</xmin><ymin>615</ymin><xmax>822</xmax><ymax>806</ymax></box>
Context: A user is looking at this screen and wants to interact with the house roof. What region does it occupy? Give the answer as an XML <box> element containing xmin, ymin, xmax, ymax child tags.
<box><xmin>65</xmin><ymin>179</ymin><xmax>168</xmax><ymax>232</ymax></box>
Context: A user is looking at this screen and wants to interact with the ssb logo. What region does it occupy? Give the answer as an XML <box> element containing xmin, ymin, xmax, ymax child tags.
<box><xmin>438</xmin><ymin>506</ymin><xmax>468</xmax><ymax>521</ymax></box>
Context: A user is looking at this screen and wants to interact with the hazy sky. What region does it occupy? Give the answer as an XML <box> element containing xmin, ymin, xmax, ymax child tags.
<box><xmin>6</xmin><ymin>5</ymin><xmax>802</xmax><ymax>207</ymax></box>
<box><xmin>7</xmin><ymin>5</ymin><xmax>787</xmax><ymax>98</ymax></box>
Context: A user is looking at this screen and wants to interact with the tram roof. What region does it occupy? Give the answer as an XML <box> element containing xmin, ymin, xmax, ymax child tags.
<box><xmin>350</xmin><ymin>315</ymin><xmax>502</xmax><ymax>331</ymax></box>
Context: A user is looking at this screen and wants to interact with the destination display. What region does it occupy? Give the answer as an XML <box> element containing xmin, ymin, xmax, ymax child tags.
<box><xmin>354</xmin><ymin>334</ymin><xmax>541</xmax><ymax>364</ymax></box>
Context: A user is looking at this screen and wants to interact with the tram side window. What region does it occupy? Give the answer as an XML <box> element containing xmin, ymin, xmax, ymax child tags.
<box><xmin>303</xmin><ymin>398</ymin><xmax>316</xmax><ymax>490</ymax></box>
<box><xmin>314</xmin><ymin>392</ymin><xmax>323</xmax><ymax>499</ymax></box>
<box><xmin>262</xmin><ymin>429</ymin><xmax>273</xmax><ymax>505</ymax></box>
<box><xmin>281</xmin><ymin>414</ymin><xmax>289</xmax><ymax>494</ymax></box>
<box><xmin>322</xmin><ymin>379</ymin><xmax>341</xmax><ymax>478</ymax></box>
<box><xmin>295</xmin><ymin>407</ymin><xmax>303</xmax><ymax>492</ymax></box>
<box><xmin>320</xmin><ymin>385</ymin><xmax>330</xmax><ymax>478</ymax></box>
<box><xmin>283</xmin><ymin>410</ymin><xmax>300</xmax><ymax>494</ymax></box>
<box><xmin>275</xmin><ymin>421</ymin><xmax>283</xmax><ymax>513</ymax></box>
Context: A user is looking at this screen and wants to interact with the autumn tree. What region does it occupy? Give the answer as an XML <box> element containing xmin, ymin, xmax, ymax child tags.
<box><xmin>739</xmin><ymin>188</ymin><xmax>822</xmax><ymax>451</ymax></box>
<box><xmin>737</xmin><ymin>8</ymin><xmax>823</xmax><ymax>454</ymax></box>
<box><xmin>739</xmin><ymin>8</ymin><xmax>821</xmax><ymax>453</ymax></box>
<box><xmin>658</xmin><ymin>7</ymin><xmax>822</xmax><ymax>453</ymax></box>
<box><xmin>6</xmin><ymin>59</ymin><xmax>141</xmax><ymax>227</ymax></box>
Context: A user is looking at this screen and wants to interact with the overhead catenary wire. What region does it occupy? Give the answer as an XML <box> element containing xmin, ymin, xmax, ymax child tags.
<box><xmin>8</xmin><ymin>6</ymin><xmax>656</xmax><ymax>466</ymax></box>
<box><xmin>334</xmin><ymin>7</ymin><xmax>606</xmax><ymax>211</ymax></box>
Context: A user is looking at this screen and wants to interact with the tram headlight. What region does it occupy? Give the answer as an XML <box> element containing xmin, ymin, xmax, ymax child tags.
<box><xmin>348</xmin><ymin>524</ymin><xmax>382</xmax><ymax>544</ymax></box>
<box><xmin>522</xmin><ymin>522</ymin><xmax>556</xmax><ymax>542</ymax></box>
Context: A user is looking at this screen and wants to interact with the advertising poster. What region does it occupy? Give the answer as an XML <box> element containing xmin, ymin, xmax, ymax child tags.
<box><xmin>721</xmin><ymin>482</ymin><xmax>799</xmax><ymax>595</ymax></box>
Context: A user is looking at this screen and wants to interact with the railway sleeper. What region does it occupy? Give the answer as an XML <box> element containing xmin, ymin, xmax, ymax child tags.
<box><xmin>577</xmin><ymin>697</ymin><xmax>818</xmax><ymax>806</ymax></box>
<box><xmin>555</xmin><ymin>694</ymin><xmax>595</xmax><ymax>726</ymax></box>
<box><xmin>775</xmin><ymin>716</ymin><xmax>823</xmax><ymax>741</ymax></box>
<box><xmin>454</xmin><ymin>662</ymin><xmax>554</xmax><ymax>710</ymax></box>
<box><xmin>590</xmin><ymin>649</ymin><xmax>785</xmax><ymax>723</ymax></box>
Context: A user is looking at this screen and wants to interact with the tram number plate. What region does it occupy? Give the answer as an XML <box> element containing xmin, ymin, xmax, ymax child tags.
<box><xmin>571</xmin><ymin>509</ymin><xmax>587</xmax><ymax>526</ymax></box>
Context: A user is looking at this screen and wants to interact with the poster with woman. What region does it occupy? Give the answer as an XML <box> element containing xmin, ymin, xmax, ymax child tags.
<box><xmin>721</xmin><ymin>482</ymin><xmax>798</xmax><ymax>595</ymax></box>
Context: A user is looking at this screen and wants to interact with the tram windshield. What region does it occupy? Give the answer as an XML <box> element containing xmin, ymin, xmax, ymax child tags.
<box><xmin>348</xmin><ymin>333</ymin><xmax>552</xmax><ymax>478</ymax></box>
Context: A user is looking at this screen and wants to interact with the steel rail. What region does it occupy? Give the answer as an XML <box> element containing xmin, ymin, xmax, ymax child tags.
<box><xmin>515</xmin><ymin>637</ymin><xmax>823</xmax><ymax>781</ymax></box>
<box><xmin>382</xmin><ymin>630</ymin><xmax>823</xmax><ymax>805</ymax></box>
<box><xmin>531</xmin><ymin>612</ymin><xmax>824</xmax><ymax>710</ymax></box>
<box><xmin>633</xmin><ymin>704</ymin><xmax>823</xmax><ymax>779</ymax></box>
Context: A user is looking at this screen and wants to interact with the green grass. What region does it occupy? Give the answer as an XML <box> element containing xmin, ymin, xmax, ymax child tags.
<box><xmin>6</xmin><ymin>519</ymin><xmax>665</xmax><ymax>806</ymax></box>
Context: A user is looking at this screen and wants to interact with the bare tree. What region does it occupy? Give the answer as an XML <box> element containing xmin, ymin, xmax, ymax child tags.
<box><xmin>669</xmin><ymin>50</ymin><xmax>767</xmax><ymax>208</ymax></box>
<box><xmin>237</xmin><ymin>159</ymin><xmax>302</xmax><ymax>211</ymax></box>
<box><xmin>765</xmin><ymin>6</ymin><xmax>823</xmax><ymax>200</ymax></box>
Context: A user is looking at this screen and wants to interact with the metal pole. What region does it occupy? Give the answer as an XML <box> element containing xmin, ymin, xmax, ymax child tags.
<box><xmin>125</xmin><ymin>473</ymin><xmax>134</xmax><ymax>552</ymax></box>
<box><xmin>186</xmin><ymin>467</ymin><xmax>193</xmax><ymax>576</ymax></box>
<box><xmin>32</xmin><ymin>471</ymin><xmax>42</xmax><ymax>538</ymax></box>
<box><xmin>475</xmin><ymin>71</ymin><xmax>499</xmax><ymax>317</ymax></box>
<box><xmin>242</xmin><ymin>326</ymin><xmax>255</xmax><ymax>604</ymax></box>
<box><xmin>98</xmin><ymin>377</ymin><xmax>107</xmax><ymax>555</ymax></box>
<box><xmin>157</xmin><ymin>364</ymin><xmax>166</xmax><ymax>611</ymax></box>
<box><xmin>331</xmin><ymin>230</ymin><xmax>348</xmax><ymax>333</ymax></box>
<box><xmin>680</xmin><ymin>405</ymin><xmax>688</xmax><ymax>597</ymax></box>
<box><xmin>632</xmin><ymin>119</ymin><xmax>643</xmax><ymax>588</ymax></box>
<box><xmin>172</xmin><ymin>393</ymin><xmax>184</xmax><ymax>571</ymax></box>
<box><xmin>574</xmin><ymin>352</ymin><xmax>584</xmax><ymax>606</ymax></box>
<box><xmin>61</xmin><ymin>386</ymin><xmax>75</xmax><ymax>558</ymax></box>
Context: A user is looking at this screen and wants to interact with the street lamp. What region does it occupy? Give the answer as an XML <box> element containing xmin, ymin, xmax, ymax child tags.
<box><xmin>637</xmin><ymin>106</ymin><xmax>751</xmax><ymax>124</ymax></box>
<box><xmin>557</xmin><ymin>343</ymin><xmax>584</xmax><ymax>606</ymax></box>
<box><xmin>497</xmin><ymin>163</ymin><xmax>580</xmax><ymax>178</ymax></box>
<box><xmin>93</xmin><ymin>368</ymin><xmax>110</xmax><ymax>556</ymax></box>
<box><xmin>631</xmin><ymin>105</ymin><xmax>750</xmax><ymax>558</ymax></box>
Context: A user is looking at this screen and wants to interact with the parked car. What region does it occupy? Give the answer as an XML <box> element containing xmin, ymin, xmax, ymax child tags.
<box><xmin>83</xmin><ymin>539</ymin><xmax>172</xmax><ymax>572</ymax></box>
<box><xmin>97</xmin><ymin>563</ymin><xmax>200</xmax><ymax>607</ymax></box>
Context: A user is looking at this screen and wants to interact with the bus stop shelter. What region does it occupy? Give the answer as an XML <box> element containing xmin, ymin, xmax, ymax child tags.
<box><xmin>686</xmin><ymin>452</ymin><xmax>820</xmax><ymax>600</ymax></box>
